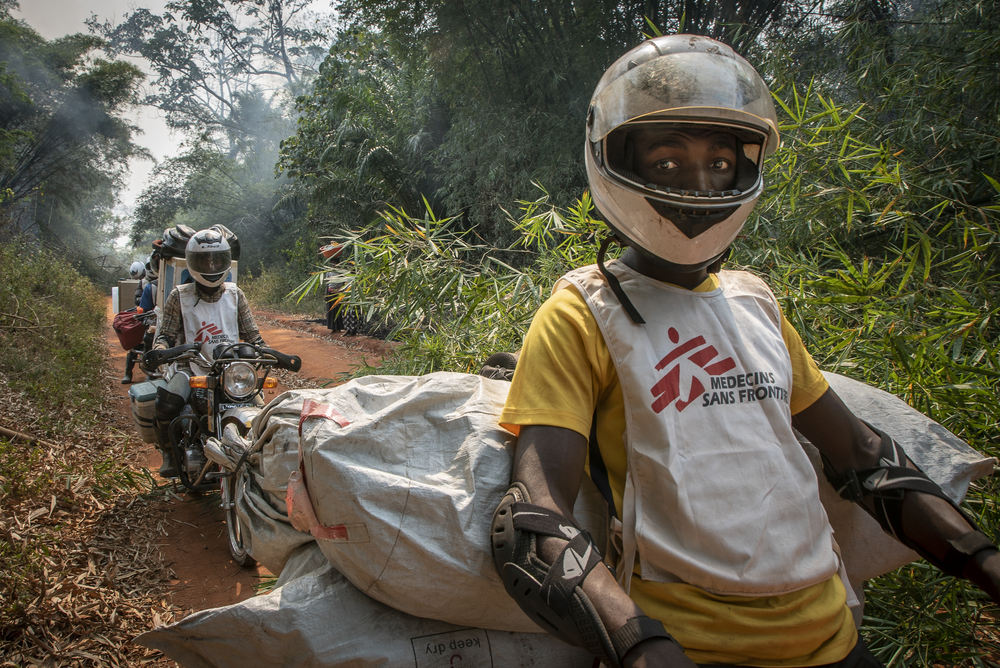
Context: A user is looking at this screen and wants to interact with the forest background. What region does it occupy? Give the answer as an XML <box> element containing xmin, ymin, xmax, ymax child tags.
<box><xmin>1</xmin><ymin>0</ymin><xmax>999</xmax><ymax>664</ymax></box>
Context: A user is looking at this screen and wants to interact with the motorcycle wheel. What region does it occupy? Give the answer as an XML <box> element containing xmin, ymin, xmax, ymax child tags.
<box><xmin>222</xmin><ymin>470</ymin><xmax>254</xmax><ymax>567</ymax></box>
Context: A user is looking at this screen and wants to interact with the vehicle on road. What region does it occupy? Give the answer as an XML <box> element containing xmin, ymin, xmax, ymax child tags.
<box><xmin>141</xmin><ymin>341</ymin><xmax>301</xmax><ymax>565</ymax></box>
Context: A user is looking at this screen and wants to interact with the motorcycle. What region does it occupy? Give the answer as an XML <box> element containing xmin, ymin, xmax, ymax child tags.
<box><xmin>142</xmin><ymin>341</ymin><xmax>301</xmax><ymax>565</ymax></box>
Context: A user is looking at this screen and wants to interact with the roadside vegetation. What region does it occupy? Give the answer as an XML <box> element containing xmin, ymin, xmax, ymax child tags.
<box><xmin>0</xmin><ymin>243</ymin><xmax>173</xmax><ymax>665</ymax></box>
<box><xmin>2</xmin><ymin>0</ymin><xmax>998</xmax><ymax>664</ymax></box>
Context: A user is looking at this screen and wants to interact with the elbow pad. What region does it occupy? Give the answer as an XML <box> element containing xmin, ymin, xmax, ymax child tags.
<box><xmin>825</xmin><ymin>423</ymin><xmax>998</xmax><ymax>577</ymax></box>
<box><xmin>490</xmin><ymin>483</ymin><xmax>680</xmax><ymax>667</ymax></box>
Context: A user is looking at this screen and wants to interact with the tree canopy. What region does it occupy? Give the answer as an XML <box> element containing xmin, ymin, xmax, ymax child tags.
<box><xmin>0</xmin><ymin>0</ymin><xmax>145</xmax><ymax>283</ymax></box>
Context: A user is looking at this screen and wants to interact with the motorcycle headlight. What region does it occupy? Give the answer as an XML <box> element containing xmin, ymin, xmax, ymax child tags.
<box><xmin>223</xmin><ymin>362</ymin><xmax>258</xmax><ymax>400</ymax></box>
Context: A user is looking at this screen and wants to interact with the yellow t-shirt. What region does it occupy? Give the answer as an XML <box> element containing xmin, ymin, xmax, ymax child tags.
<box><xmin>500</xmin><ymin>274</ymin><xmax>856</xmax><ymax>666</ymax></box>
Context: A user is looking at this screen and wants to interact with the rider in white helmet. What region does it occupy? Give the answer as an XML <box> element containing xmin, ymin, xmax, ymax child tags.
<box><xmin>493</xmin><ymin>34</ymin><xmax>999</xmax><ymax>668</ymax></box>
<box><xmin>121</xmin><ymin>261</ymin><xmax>150</xmax><ymax>384</ymax></box>
<box><xmin>147</xmin><ymin>228</ymin><xmax>265</xmax><ymax>477</ymax></box>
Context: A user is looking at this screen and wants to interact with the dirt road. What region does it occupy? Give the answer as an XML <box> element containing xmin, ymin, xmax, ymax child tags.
<box><xmin>103</xmin><ymin>298</ymin><xmax>392</xmax><ymax>617</ymax></box>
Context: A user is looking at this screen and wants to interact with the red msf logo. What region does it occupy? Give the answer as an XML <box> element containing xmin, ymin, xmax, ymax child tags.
<box><xmin>650</xmin><ymin>327</ymin><xmax>736</xmax><ymax>413</ymax></box>
<box><xmin>194</xmin><ymin>320</ymin><xmax>223</xmax><ymax>343</ymax></box>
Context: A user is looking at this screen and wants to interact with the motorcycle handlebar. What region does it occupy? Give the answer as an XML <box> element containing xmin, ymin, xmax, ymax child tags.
<box><xmin>143</xmin><ymin>342</ymin><xmax>202</xmax><ymax>370</ymax></box>
<box><xmin>261</xmin><ymin>347</ymin><xmax>302</xmax><ymax>372</ymax></box>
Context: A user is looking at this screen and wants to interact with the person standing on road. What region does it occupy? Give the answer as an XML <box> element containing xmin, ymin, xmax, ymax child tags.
<box><xmin>121</xmin><ymin>261</ymin><xmax>148</xmax><ymax>384</ymax></box>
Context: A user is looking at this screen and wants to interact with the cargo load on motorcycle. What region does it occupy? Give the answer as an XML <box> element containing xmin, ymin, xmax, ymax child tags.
<box><xmin>136</xmin><ymin>370</ymin><xmax>995</xmax><ymax>667</ymax></box>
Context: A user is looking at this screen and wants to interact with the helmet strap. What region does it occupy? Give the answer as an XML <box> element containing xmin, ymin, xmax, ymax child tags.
<box><xmin>597</xmin><ymin>235</ymin><xmax>645</xmax><ymax>325</ymax></box>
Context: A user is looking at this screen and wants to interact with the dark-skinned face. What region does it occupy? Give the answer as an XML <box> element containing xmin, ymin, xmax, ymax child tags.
<box><xmin>630</xmin><ymin>128</ymin><xmax>739</xmax><ymax>193</ymax></box>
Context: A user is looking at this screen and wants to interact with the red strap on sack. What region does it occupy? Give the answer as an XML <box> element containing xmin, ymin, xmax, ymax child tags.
<box><xmin>299</xmin><ymin>398</ymin><xmax>350</xmax><ymax>436</ymax></box>
<box><xmin>286</xmin><ymin>463</ymin><xmax>358</xmax><ymax>541</ymax></box>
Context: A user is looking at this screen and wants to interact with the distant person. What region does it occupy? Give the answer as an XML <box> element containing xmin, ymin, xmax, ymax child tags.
<box><xmin>122</xmin><ymin>260</ymin><xmax>148</xmax><ymax>384</ymax></box>
<box><xmin>137</xmin><ymin>246</ymin><xmax>163</xmax><ymax>362</ymax></box>
<box><xmin>146</xmin><ymin>229</ymin><xmax>264</xmax><ymax>477</ymax></box>
<box><xmin>322</xmin><ymin>244</ymin><xmax>346</xmax><ymax>332</ymax></box>
<box><xmin>128</xmin><ymin>261</ymin><xmax>146</xmax><ymax>306</ymax></box>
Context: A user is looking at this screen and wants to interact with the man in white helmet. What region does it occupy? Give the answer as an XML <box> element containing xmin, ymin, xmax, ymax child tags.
<box><xmin>121</xmin><ymin>261</ymin><xmax>149</xmax><ymax>384</ymax></box>
<box><xmin>148</xmin><ymin>228</ymin><xmax>265</xmax><ymax>477</ymax></box>
<box><xmin>492</xmin><ymin>35</ymin><xmax>999</xmax><ymax>668</ymax></box>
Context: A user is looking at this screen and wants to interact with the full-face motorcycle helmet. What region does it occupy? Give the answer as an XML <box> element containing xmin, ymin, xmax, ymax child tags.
<box><xmin>209</xmin><ymin>224</ymin><xmax>241</xmax><ymax>262</ymax></box>
<box><xmin>585</xmin><ymin>34</ymin><xmax>780</xmax><ymax>271</ymax></box>
<box><xmin>129</xmin><ymin>261</ymin><xmax>145</xmax><ymax>280</ymax></box>
<box><xmin>185</xmin><ymin>229</ymin><xmax>232</xmax><ymax>288</ymax></box>
<box><xmin>162</xmin><ymin>225</ymin><xmax>196</xmax><ymax>259</ymax></box>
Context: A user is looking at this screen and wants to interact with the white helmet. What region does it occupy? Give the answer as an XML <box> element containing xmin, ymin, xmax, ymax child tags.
<box><xmin>129</xmin><ymin>261</ymin><xmax>145</xmax><ymax>280</ymax></box>
<box><xmin>586</xmin><ymin>34</ymin><xmax>780</xmax><ymax>271</ymax></box>
<box><xmin>185</xmin><ymin>229</ymin><xmax>232</xmax><ymax>288</ymax></box>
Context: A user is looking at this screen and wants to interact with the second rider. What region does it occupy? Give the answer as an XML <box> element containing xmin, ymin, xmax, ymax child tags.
<box><xmin>146</xmin><ymin>228</ymin><xmax>266</xmax><ymax>478</ymax></box>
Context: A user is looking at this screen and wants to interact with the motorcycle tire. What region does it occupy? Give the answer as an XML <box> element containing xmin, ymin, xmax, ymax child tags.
<box><xmin>222</xmin><ymin>471</ymin><xmax>254</xmax><ymax>567</ymax></box>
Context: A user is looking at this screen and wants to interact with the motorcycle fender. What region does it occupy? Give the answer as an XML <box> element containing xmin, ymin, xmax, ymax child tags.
<box><xmin>220</xmin><ymin>404</ymin><xmax>260</xmax><ymax>433</ymax></box>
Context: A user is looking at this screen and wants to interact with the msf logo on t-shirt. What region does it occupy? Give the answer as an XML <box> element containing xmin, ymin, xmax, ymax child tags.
<box><xmin>649</xmin><ymin>327</ymin><xmax>735</xmax><ymax>413</ymax></box>
<box><xmin>193</xmin><ymin>320</ymin><xmax>224</xmax><ymax>344</ymax></box>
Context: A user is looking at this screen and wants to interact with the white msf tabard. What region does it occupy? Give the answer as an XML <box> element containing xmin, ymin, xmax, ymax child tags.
<box><xmin>178</xmin><ymin>282</ymin><xmax>240</xmax><ymax>377</ymax></box>
<box><xmin>555</xmin><ymin>262</ymin><xmax>839</xmax><ymax>597</ymax></box>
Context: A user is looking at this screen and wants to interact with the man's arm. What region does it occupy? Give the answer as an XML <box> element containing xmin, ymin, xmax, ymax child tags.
<box><xmin>511</xmin><ymin>425</ymin><xmax>694</xmax><ymax>668</ymax></box>
<box><xmin>153</xmin><ymin>289</ymin><xmax>183</xmax><ymax>350</ymax></box>
<box><xmin>235</xmin><ymin>288</ymin><xmax>264</xmax><ymax>346</ymax></box>
<box><xmin>792</xmin><ymin>388</ymin><xmax>1000</xmax><ymax>602</ymax></box>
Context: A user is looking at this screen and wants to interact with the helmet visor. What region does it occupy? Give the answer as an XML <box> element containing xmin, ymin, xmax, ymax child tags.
<box><xmin>188</xmin><ymin>250</ymin><xmax>231</xmax><ymax>276</ymax></box>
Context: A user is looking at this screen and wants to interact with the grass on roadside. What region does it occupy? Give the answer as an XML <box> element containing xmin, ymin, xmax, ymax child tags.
<box><xmin>0</xmin><ymin>240</ymin><xmax>179</xmax><ymax>665</ymax></box>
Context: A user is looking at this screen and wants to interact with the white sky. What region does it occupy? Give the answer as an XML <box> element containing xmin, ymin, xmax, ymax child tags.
<box><xmin>13</xmin><ymin>0</ymin><xmax>334</xmax><ymax>214</ymax></box>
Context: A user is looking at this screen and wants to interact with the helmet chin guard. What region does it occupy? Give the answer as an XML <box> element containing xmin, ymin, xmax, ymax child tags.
<box><xmin>585</xmin><ymin>35</ymin><xmax>779</xmax><ymax>269</ymax></box>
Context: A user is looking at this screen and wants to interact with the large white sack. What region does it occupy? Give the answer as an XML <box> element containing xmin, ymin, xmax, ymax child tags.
<box><xmin>135</xmin><ymin>542</ymin><xmax>593</xmax><ymax>668</ymax></box>
<box><xmin>290</xmin><ymin>370</ymin><xmax>993</xmax><ymax>619</ymax></box>
<box><xmin>220</xmin><ymin>400</ymin><xmax>314</xmax><ymax>574</ymax></box>
<box><xmin>253</xmin><ymin>372</ymin><xmax>607</xmax><ymax>633</ymax></box>
<box><xmin>804</xmin><ymin>371</ymin><xmax>996</xmax><ymax>587</ymax></box>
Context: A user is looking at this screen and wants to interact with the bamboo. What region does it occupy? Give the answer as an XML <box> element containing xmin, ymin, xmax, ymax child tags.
<box><xmin>0</xmin><ymin>424</ymin><xmax>60</xmax><ymax>450</ymax></box>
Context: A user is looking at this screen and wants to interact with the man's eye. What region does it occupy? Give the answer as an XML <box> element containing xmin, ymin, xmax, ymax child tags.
<box><xmin>655</xmin><ymin>159</ymin><xmax>679</xmax><ymax>170</ymax></box>
<box><xmin>712</xmin><ymin>159</ymin><xmax>732</xmax><ymax>170</ymax></box>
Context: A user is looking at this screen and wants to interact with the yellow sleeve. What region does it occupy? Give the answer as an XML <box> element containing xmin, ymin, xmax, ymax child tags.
<box><xmin>782</xmin><ymin>314</ymin><xmax>828</xmax><ymax>415</ymax></box>
<box><xmin>499</xmin><ymin>287</ymin><xmax>614</xmax><ymax>438</ymax></box>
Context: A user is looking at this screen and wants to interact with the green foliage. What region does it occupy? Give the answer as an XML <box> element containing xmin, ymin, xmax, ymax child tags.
<box><xmin>0</xmin><ymin>242</ymin><xmax>107</xmax><ymax>416</ymax></box>
<box><xmin>131</xmin><ymin>138</ymin><xmax>308</xmax><ymax>278</ymax></box>
<box><xmin>285</xmin><ymin>1</ymin><xmax>803</xmax><ymax>247</ymax></box>
<box><xmin>278</xmin><ymin>28</ymin><xmax>431</xmax><ymax>233</ymax></box>
<box><xmin>242</xmin><ymin>235</ymin><xmax>327</xmax><ymax>314</ymax></box>
<box><xmin>87</xmin><ymin>0</ymin><xmax>326</xmax><ymax>151</ymax></box>
<box><xmin>0</xmin><ymin>8</ymin><xmax>145</xmax><ymax>224</ymax></box>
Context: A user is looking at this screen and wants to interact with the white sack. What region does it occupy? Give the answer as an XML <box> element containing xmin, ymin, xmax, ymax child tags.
<box><xmin>803</xmin><ymin>371</ymin><xmax>996</xmax><ymax>587</ymax></box>
<box><xmin>135</xmin><ymin>542</ymin><xmax>593</xmax><ymax>668</ymax></box>
<box><xmin>247</xmin><ymin>370</ymin><xmax>993</xmax><ymax>630</ymax></box>
<box><xmin>286</xmin><ymin>372</ymin><xmax>607</xmax><ymax>633</ymax></box>
<box><xmin>228</xmin><ymin>402</ymin><xmax>314</xmax><ymax>573</ymax></box>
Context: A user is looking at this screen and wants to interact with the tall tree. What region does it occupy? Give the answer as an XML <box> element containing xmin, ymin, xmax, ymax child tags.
<box><xmin>87</xmin><ymin>0</ymin><xmax>327</xmax><ymax>155</ymax></box>
<box><xmin>0</xmin><ymin>0</ymin><xmax>145</xmax><ymax>239</ymax></box>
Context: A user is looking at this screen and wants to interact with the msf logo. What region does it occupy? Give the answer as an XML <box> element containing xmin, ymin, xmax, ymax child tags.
<box><xmin>650</xmin><ymin>327</ymin><xmax>735</xmax><ymax>413</ymax></box>
<box><xmin>193</xmin><ymin>320</ymin><xmax>223</xmax><ymax>344</ymax></box>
